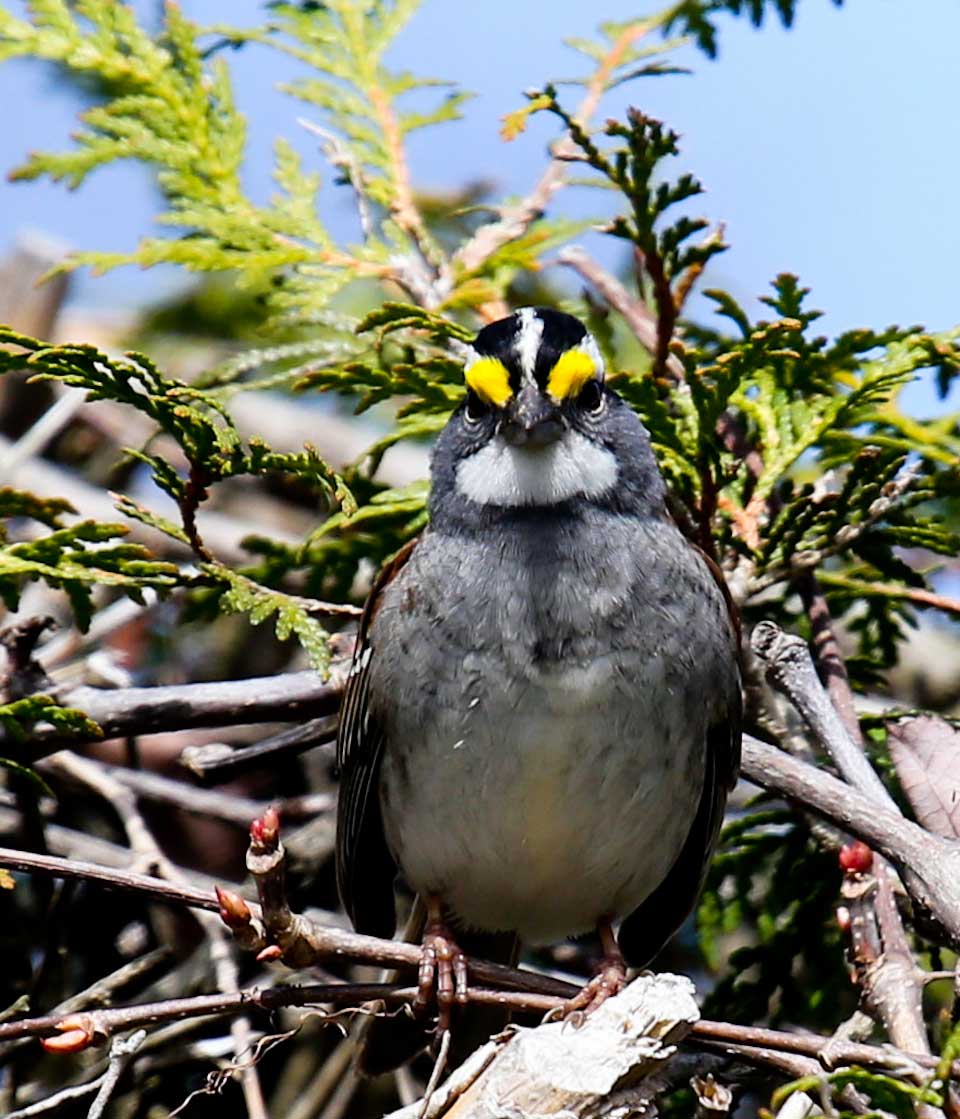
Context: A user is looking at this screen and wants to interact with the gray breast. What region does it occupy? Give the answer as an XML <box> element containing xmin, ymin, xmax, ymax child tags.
<box><xmin>369</xmin><ymin>510</ymin><xmax>737</xmax><ymax>941</ymax></box>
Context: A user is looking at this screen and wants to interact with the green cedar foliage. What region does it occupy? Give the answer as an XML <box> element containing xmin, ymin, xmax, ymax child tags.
<box><xmin>664</xmin><ymin>0</ymin><xmax>845</xmax><ymax>59</ymax></box>
<box><xmin>0</xmin><ymin>2</ymin><xmax>958</xmax><ymax>1104</ymax></box>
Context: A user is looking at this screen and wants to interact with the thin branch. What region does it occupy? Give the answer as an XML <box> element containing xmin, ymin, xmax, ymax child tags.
<box><xmin>42</xmin><ymin>750</ymin><xmax>270</xmax><ymax>1114</ymax></box>
<box><xmin>0</xmin><ymin>846</ymin><xmax>576</xmax><ymax>1001</ymax></box>
<box><xmin>797</xmin><ymin>574</ymin><xmax>862</xmax><ymax>743</ymax></box>
<box><xmin>0</xmin><ymin>979</ymin><xmax>949</xmax><ymax>1085</ymax></box>
<box><xmin>751</xmin><ymin>621</ymin><xmax>899</xmax><ymax>813</ymax></box>
<box><xmin>299</xmin><ymin>117</ymin><xmax>375</xmax><ymax>241</ymax></box>
<box><xmin>556</xmin><ymin>245</ymin><xmax>686</xmax><ymax>381</ymax></box>
<box><xmin>45</xmin><ymin>754</ymin><xmax>333</xmax><ymax>827</ymax></box>
<box><xmin>0</xmin><ymin>667</ymin><xmax>347</xmax><ymax>754</ymax></box>
<box><xmin>816</xmin><ymin>570</ymin><xmax>960</xmax><ymax>619</ymax></box>
<box><xmin>794</xmin><ymin>581</ymin><xmax>932</xmax><ymax>1060</ymax></box>
<box><xmin>179</xmin><ymin>716</ymin><xmax>337</xmax><ymax>782</ymax></box>
<box><xmin>0</xmin><ymin>809</ymin><xmax>258</xmax><ymax>908</ymax></box>
<box><xmin>740</xmin><ymin>736</ymin><xmax>960</xmax><ymax>944</ymax></box>
<box><xmin>85</xmin><ymin>1029</ymin><xmax>147</xmax><ymax>1119</ymax></box>
<box><xmin>0</xmin><ymin>387</ymin><xmax>86</xmax><ymax>475</ymax></box>
<box><xmin>454</xmin><ymin>21</ymin><xmax>651</xmax><ymax>276</ymax></box>
<box><xmin>5</xmin><ymin>1077</ymin><xmax>104</xmax><ymax>1119</ymax></box>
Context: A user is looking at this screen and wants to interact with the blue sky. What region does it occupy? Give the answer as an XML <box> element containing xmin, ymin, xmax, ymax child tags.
<box><xmin>0</xmin><ymin>0</ymin><xmax>957</xmax><ymax>378</ymax></box>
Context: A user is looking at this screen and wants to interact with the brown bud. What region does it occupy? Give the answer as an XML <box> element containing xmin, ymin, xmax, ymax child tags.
<box><xmin>41</xmin><ymin>1014</ymin><xmax>97</xmax><ymax>1054</ymax></box>
<box><xmin>215</xmin><ymin>885</ymin><xmax>252</xmax><ymax>929</ymax></box>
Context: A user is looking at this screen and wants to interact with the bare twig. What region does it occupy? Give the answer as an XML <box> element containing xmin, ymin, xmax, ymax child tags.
<box><xmin>5</xmin><ymin>1078</ymin><xmax>104</xmax><ymax>1119</ymax></box>
<box><xmin>45</xmin><ymin>753</ymin><xmax>333</xmax><ymax>827</ymax></box>
<box><xmin>299</xmin><ymin>118</ymin><xmax>376</xmax><ymax>241</ymax></box>
<box><xmin>557</xmin><ymin>246</ymin><xmax>686</xmax><ymax>381</ymax></box>
<box><xmin>285</xmin><ymin>1035</ymin><xmax>356</xmax><ymax>1119</ymax></box>
<box><xmin>798</xmin><ymin>574</ymin><xmax>862</xmax><ymax>742</ymax></box>
<box><xmin>0</xmin><ymin>665</ymin><xmax>348</xmax><ymax>754</ymax></box>
<box><xmin>751</xmin><ymin>621</ymin><xmax>898</xmax><ymax>813</ymax></box>
<box><xmin>85</xmin><ymin>1029</ymin><xmax>147</xmax><ymax>1119</ymax></box>
<box><xmin>42</xmin><ymin>750</ymin><xmax>271</xmax><ymax>1113</ymax></box>
<box><xmin>0</xmin><ymin>949</ymin><xmax>169</xmax><ymax>1067</ymax></box>
<box><xmin>454</xmin><ymin>21</ymin><xmax>652</xmax><ymax>278</ymax></box>
<box><xmin>36</xmin><ymin>591</ymin><xmax>161</xmax><ymax>670</ymax></box>
<box><xmin>179</xmin><ymin>716</ymin><xmax>338</xmax><ymax>782</ymax></box>
<box><xmin>0</xmin><ymin>388</ymin><xmax>86</xmax><ymax>475</ymax></box>
<box><xmin>793</xmin><ymin>582</ymin><xmax>933</xmax><ymax>1062</ymax></box>
<box><xmin>0</xmin><ymin>971</ymin><xmax>952</xmax><ymax>1087</ymax></box>
<box><xmin>0</xmin><ymin>846</ymin><xmax>576</xmax><ymax>1001</ymax></box>
<box><xmin>740</xmin><ymin>736</ymin><xmax>960</xmax><ymax>944</ymax></box>
<box><xmin>0</xmin><ymin>810</ymin><xmax>259</xmax><ymax>907</ymax></box>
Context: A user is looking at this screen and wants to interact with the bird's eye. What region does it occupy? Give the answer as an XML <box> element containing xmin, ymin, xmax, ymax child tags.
<box><xmin>578</xmin><ymin>379</ymin><xmax>604</xmax><ymax>414</ymax></box>
<box><xmin>464</xmin><ymin>392</ymin><xmax>490</xmax><ymax>425</ymax></box>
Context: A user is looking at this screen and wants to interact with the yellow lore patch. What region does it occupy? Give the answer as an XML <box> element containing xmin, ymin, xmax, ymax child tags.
<box><xmin>546</xmin><ymin>349</ymin><xmax>596</xmax><ymax>401</ymax></box>
<box><xmin>465</xmin><ymin>357</ymin><xmax>513</xmax><ymax>406</ymax></box>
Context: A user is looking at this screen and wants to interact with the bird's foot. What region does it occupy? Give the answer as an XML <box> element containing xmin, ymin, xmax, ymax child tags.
<box><xmin>561</xmin><ymin>917</ymin><xmax>627</xmax><ymax>1022</ymax></box>
<box><xmin>414</xmin><ymin>899</ymin><xmax>468</xmax><ymax>1033</ymax></box>
<box><xmin>561</xmin><ymin>954</ymin><xmax>628</xmax><ymax>1021</ymax></box>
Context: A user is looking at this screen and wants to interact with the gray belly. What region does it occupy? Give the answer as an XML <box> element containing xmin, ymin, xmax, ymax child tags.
<box><xmin>379</xmin><ymin>654</ymin><xmax>703</xmax><ymax>941</ymax></box>
<box><xmin>370</xmin><ymin>514</ymin><xmax>734</xmax><ymax>942</ymax></box>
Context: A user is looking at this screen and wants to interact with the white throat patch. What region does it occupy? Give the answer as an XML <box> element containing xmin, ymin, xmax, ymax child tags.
<box><xmin>456</xmin><ymin>430</ymin><xmax>618</xmax><ymax>507</ymax></box>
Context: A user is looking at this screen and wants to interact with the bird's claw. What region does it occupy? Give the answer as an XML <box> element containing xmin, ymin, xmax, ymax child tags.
<box><xmin>561</xmin><ymin>955</ymin><xmax>628</xmax><ymax>1021</ymax></box>
<box><xmin>414</xmin><ymin>921</ymin><xmax>468</xmax><ymax>1033</ymax></box>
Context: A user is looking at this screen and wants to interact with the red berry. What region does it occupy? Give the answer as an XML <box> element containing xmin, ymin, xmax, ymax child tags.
<box><xmin>839</xmin><ymin>841</ymin><xmax>873</xmax><ymax>873</ymax></box>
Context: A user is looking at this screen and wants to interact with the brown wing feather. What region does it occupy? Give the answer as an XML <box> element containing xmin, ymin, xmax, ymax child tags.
<box><xmin>335</xmin><ymin>539</ymin><xmax>418</xmax><ymax>938</ymax></box>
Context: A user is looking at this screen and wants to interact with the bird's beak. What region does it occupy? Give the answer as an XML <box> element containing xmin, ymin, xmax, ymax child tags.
<box><xmin>500</xmin><ymin>383</ymin><xmax>564</xmax><ymax>447</ymax></box>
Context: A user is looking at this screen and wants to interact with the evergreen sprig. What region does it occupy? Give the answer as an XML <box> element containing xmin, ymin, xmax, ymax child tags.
<box><xmin>664</xmin><ymin>0</ymin><xmax>845</xmax><ymax>59</ymax></box>
<box><xmin>0</xmin><ymin>694</ymin><xmax>102</xmax><ymax>746</ymax></box>
<box><xmin>0</xmin><ymin>489</ymin><xmax>178</xmax><ymax>633</ymax></box>
<box><xmin>0</xmin><ymin>328</ymin><xmax>355</xmax><ymax>658</ymax></box>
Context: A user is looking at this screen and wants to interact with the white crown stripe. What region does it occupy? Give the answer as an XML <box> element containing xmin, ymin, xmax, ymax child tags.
<box><xmin>514</xmin><ymin>307</ymin><xmax>544</xmax><ymax>387</ymax></box>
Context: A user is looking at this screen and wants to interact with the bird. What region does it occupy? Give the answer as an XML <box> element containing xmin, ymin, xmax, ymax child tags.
<box><xmin>336</xmin><ymin>305</ymin><xmax>741</xmax><ymax>1072</ymax></box>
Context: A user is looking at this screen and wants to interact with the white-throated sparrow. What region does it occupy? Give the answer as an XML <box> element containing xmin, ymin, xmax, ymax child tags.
<box><xmin>336</xmin><ymin>306</ymin><xmax>741</xmax><ymax>1071</ymax></box>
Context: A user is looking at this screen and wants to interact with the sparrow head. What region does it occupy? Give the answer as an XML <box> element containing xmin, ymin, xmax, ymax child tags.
<box><xmin>430</xmin><ymin>307</ymin><xmax>665</xmax><ymax>517</ymax></box>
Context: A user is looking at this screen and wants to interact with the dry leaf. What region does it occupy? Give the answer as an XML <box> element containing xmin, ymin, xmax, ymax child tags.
<box><xmin>887</xmin><ymin>715</ymin><xmax>960</xmax><ymax>839</ymax></box>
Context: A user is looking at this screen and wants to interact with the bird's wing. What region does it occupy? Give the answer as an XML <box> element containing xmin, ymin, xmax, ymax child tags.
<box><xmin>335</xmin><ymin>538</ymin><xmax>418</xmax><ymax>938</ymax></box>
<box><xmin>617</xmin><ymin>705</ymin><xmax>741</xmax><ymax>967</ymax></box>
<box><xmin>617</xmin><ymin>536</ymin><xmax>742</xmax><ymax>968</ymax></box>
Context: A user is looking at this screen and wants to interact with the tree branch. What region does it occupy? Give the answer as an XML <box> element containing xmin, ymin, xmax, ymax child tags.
<box><xmin>454</xmin><ymin>21</ymin><xmax>651</xmax><ymax>278</ymax></box>
<box><xmin>740</xmin><ymin>736</ymin><xmax>960</xmax><ymax>944</ymax></box>
<box><xmin>557</xmin><ymin>245</ymin><xmax>686</xmax><ymax>381</ymax></box>
<box><xmin>1</xmin><ymin>669</ymin><xmax>346</xmax><ymax>754</ymax></box>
